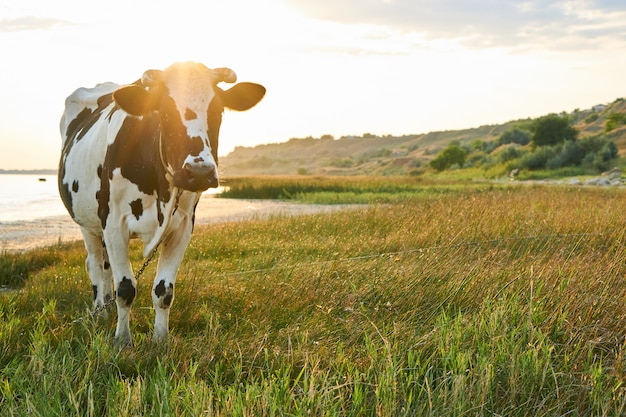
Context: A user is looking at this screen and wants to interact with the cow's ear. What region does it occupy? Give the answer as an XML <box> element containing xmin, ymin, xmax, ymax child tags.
<box><xmin>113</xmin><ymin>85</ymin><xmax>158</xmax><ymax>116</ymax></box>
<box><xmin>219</xmin><ymin>82</ymin><xmax>266</xmax><ymax>111</ymax></box>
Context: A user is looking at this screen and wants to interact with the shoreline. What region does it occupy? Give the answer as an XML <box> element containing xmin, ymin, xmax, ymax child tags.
<box><xmin>0</xmin><ymin>197</ymin><xmax>360</xmax><ymax>252</ymax></box>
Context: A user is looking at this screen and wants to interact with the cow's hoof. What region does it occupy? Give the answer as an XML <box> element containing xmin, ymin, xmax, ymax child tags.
<box><xmin>152</xmin><ymin>334</ymin><xmax>169</xmax><ymax>346</ymax></box>
<box><xmin>114</xmin><ymin>336</ymin><xmax>133</xmax><ymax>349</ymax></box>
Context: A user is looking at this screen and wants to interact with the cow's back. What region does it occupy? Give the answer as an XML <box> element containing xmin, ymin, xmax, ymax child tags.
<box><xmin>59</xmin><ymin>82</ymin><xmax>123</xmax><ymax>235</ymax></box>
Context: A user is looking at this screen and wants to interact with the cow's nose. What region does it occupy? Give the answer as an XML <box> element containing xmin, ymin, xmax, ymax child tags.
<box><xmin>183</xmin><ymin>163</ymin><xmax>219</xmax><ymax>188</ymax></box>
<box><xmin>184</xmin><ymin>162</ymin><xmax>214</xmax><ymax>177</ymax></box>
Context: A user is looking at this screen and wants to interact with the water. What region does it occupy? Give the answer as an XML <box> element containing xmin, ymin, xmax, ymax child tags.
<box><xmin>0</xmin><ymin>175</ymin><xmax>67</xmax><ymax>222</ymax></box>
<box><xmin>0</xmin><ymin>174</ymin><xmax>223</xmax><ymax>223</ymax></box>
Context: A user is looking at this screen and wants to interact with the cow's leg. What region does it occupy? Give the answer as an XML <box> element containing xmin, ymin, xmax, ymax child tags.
<box><xmin>103</xmin><ymin>229</ymin><xmax>135</xmax><ymax>346</ymax></box>
<box><xmin>81</xmin><ymin>230</ymin><xmax>113</xmax><ymax>315</ymax></box>
<box><xmin>102</xmin><ymin>241</ymin><xmax>113</xmax><ymax>306</ymax></box>
<box><xmin>152</xmin><ymin>219</ymin><xmax>193</xmax><ymax>343</ymax></box>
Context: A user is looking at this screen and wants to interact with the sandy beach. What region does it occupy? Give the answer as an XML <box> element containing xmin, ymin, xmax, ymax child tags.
<box><xmin>0</xmin><ymin>197</ymin><xmax>358</xmax><ymax>252</ymax></box>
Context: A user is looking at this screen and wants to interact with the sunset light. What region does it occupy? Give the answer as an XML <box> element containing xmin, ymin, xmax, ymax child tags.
<box><xmin>1</xmin><ymin>0</ymin><xmax>625</xmax><ymax>169</ymax></box>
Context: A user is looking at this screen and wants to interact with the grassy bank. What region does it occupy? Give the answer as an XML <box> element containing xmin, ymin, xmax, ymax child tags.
<box><xmin>218</xmin><ymin>175</ymin><xmax>499</xmax><ymax>204</ymax></box>
<box><xmin>2</xmin><ymin>182</ymin><xmax>626</xmax><ymax>415</ymax></box>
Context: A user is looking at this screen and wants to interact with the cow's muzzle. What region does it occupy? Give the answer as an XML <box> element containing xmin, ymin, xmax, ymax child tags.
<box><xmin>173</xmin><ymin>163</ymin><xmax>218</xmax><ymax>192</ymax></box>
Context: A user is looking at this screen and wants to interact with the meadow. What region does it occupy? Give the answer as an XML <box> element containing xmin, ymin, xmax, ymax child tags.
<box><xmin>2</xmin><ymin>177</ymin><xmax>626</xmax><ymax>416</ymax></box>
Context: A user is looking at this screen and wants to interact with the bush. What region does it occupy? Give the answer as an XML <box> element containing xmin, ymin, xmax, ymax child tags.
<box><xmin>498</xmin><ymin>145</ymin><xmax>522</xmax><ymax>163</ymax></box>
<box><xmin>583</xmin><ymin>141</ymin><xmax>619</xmax><ymax>172</ymax></box>
<box><xmin>518</xmin><ymin>146</ymin><xmax>557</xmax><ymax>170</ymax></box>
<box><xmin>498</xmin><ymin>128</ymin><xmax>531</xmax><ymax>146</ymax></box>
<box><xmin>430</xmin><ymin>145</ymin><xmax>468</xmax><ymax>172</ymax></box>
<box><xmin>517</xmin><ymin>135</ymin><xmax>617</xmax><ymax>172</ymax></box>
<box><xmin>579</xmin><ymin>135</ymin><xmax>618</xmax><ymax>158</ymax></box>
<box><xmin>546</xmin><ymin>140</ymin><xmax>585</xmax><ymax>169</ymax></box>
<box><xmin>605</xmin><ymin>112</ymin><xmax>626</xmax><ymax>132</ymax></box>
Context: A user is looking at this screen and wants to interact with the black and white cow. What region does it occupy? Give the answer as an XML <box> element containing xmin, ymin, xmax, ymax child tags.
<box><xmin>58</xmin><ymin>62</ymin><xmax>265</xmax><ymax>345</ymax></box>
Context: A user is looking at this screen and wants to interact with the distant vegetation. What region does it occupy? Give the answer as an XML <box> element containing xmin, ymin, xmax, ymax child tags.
<box><xmin>221</xmin><ymin>97</ymin><xmax>626</xmax><ymax>179</ymax></box>
<box><xmin>219</xmin><ymin>176</ymin><xmax>497</xmax><ymax>204</ymax></box>
<box><xmin>430</xmin><ymin>113</ymin><xmax>618</xmax><ymax>175</ymax></box>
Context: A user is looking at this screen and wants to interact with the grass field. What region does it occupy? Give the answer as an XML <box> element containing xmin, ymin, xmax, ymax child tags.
<box><xmin>2</xmin><ymin>178</ymin><xmax>626</xmax><ymax>416</ymax></box>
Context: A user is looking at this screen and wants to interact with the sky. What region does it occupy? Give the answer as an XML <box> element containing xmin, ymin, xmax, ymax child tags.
<box><xmin>1</xmin><ymin>0</ymin><xmax>625</xmax><ymax>170</ymax></box>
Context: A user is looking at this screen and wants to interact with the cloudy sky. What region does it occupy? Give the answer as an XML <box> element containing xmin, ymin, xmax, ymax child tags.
<box><xmin>1</xmin><ymin>0</ymin><xmax>625</xmax><ymax>169</ymax></box>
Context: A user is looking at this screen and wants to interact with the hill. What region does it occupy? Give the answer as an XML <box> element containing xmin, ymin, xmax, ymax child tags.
<box><xmin>221</xmin><ymin>98</ymin><xmax>626</xmax><ymax>176</ymax></box>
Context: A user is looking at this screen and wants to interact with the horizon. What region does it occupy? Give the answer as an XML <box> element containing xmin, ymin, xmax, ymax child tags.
<box><xmin>0</xmin><ymin>95</ymin><xmax>620</xmax><ymax>172</ymax></box>
<box><xmin>1</xmin><ymin>0</ymin><xmax>625</xmax><ymax>170</ymax></box>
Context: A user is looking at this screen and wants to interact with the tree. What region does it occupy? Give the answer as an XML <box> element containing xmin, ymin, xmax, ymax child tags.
<box><xmin>530</xmin><ymin>114</ymin><xmax>578</xmax><ymax>147</ymax></box>
<box><xmin>430</xmin><ymin>145</ymin><xmax>467</xmax><ymax>172</ymax></box>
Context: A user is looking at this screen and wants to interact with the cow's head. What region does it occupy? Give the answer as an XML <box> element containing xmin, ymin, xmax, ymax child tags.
<box><xmin>112</xmin><ymin>62</ymin><xmax>265</xmax><ymax>192</ymax></box>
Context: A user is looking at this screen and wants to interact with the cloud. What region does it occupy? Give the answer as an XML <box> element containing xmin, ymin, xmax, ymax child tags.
<box><xmin>284</xmin><ymin>0</ymin><xmax>626</xmax><ymax>50</ymax></box>
<box><xmin>0</xmin><ymin>16</ymin><xmax>71</xmax><ymax>32</ymax></box>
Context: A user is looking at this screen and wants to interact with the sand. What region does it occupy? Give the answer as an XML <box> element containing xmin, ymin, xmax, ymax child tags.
<box><xmin>0</xmin><ymin>197</ymin><xmax>359</xmax><ymax>252</ymax></box>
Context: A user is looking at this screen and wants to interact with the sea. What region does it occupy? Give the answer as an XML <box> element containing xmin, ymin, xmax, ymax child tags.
<box><xmin>0</xmin><ymin>174</ymin><xmax>223</xmax><ymax>223</ymax></box>
<box><xmin>0</xmin><ymin>174</ymin><xmax>66</xmax><ymax>222</ymax></box>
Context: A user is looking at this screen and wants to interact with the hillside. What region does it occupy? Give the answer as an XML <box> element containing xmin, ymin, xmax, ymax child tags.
<box><xmin>221</xmin><ymin>98</ymin><xmax>626</xmax><ymax>176</ymax></box>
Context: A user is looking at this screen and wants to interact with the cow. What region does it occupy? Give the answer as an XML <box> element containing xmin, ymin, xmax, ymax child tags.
<box><xmin>58</xmin><ymin>62</ymin><xmax>265</xmax><ymax>346</ymax></box>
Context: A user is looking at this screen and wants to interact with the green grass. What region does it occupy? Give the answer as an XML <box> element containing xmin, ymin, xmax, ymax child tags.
<box><xmin>2</xmin><ymin>181</ymin><xmax>626</xmax><ymax>415</ymax></box>
<box><xmin>219</xmin><ymin>175</ymin><xmax>500</xmax><ymax>204</ymax></box>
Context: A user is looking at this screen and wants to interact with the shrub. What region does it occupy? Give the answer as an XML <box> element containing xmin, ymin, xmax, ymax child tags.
<box><xmin>605</xmin><ymin>112</ymin><xmax>626</xmax><ymax>132</ymax></box>
<box><xmin>546</xmin><ymin>140</ymin><xmax>585</xmax><ymax>169</ymax></box>
<box><xmin>518</xmin><ymin>135</ymin><xmax>618</xmax><ymax>172</ymax></box>
<box><xmin>583</xmin><ymin>141</ymin><xmax>619</xmax><ymax>172</ymax></box>
<box><xmin>579</xmin><ymin>135</ymin><xmax>617</xmax><ymax>157</ymax></box>
<box><xmin>518</xmin><ymin>146</ymin><xmax>557</xmax><ymax>170</ymax></box>
<box><xmin>498</xmin><ymin>128</ymin><xmax>531</xmax><ymax>146</ymax></box>
<box><xmin>430</xmin><ymin>145</ymin><xmax>468</xmax><ymax>172</ymax></box>
<box><xmin>498</xmin><ymin>145</ymin><xmax>522</xmax><ymax>163</ymax></box>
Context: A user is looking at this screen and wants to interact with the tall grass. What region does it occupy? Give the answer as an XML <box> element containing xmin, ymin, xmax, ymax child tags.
<box><xmin>2</xmin><ymin>182</ymin><xmax>626</xmax><ymax>415</ymax></box>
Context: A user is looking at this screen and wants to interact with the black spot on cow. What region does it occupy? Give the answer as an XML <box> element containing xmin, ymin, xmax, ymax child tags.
<box><xmin>66</xmin><ymin>107</ymin><xmax>95</xmax><ymax>143</ymax></box>
<box><xmin>97</xmin><ymin>92</ymin><xmax>114</xmax><ymax>109</ymax></box>
<box><xmin>154</xmin><ymin>280</ymin><xmax>166</xmax><ymax>297</ymax></box>
<box><xmin>163</xmin><ymin>293</ymin><xmax>173</xmax><ymax>308</ymax></box>
<box><xmin>188</xmin><ymin>136</ymin><xmax>204</xmax><ymax>157</ymax></box>
<box><xmin>98</xmin><ymin>176</ymin><xmax>111</xmax><ymax>229</ymax></box>
<box><xmin>130</xmin><ymin>199</ymin><xmax>143</xmax><ymax>220</ymax></box>
<box><xmin>185</xmin><ymin>108</ymin><xmax>197</xmax><ymax>120</ymax></box>
<box><xmin>58</xmin><ymin>180</ymin><xmax>74</xmax><ymax>219</ymax></box>
<box><xmin>116</xmin><ymin>277</ymin><xmax>136</xmax><ymax>306</ymax></box>
<box><xmin>104</xmin><ymin>261</ymin><xmax>110</xmax><ymax>270</ymax></box>
<box><xmin>72</xmin><ymin>180</ymin><xmax>79</xmax><ymax>193</ymax></box>
<box><xmin>92</xmin><ymin>285</ymin><xmax>98</xmax><ymax>301</ymax></box>
<box><xmin>104</xmin><ymin>115</ymin><xmax>171</xmax><ymax>206</ymax></box>
<box><xmin>154</xmin><ymin>280</ymin><xmax>174</xmax><ymax>308</ymax></box>
<box><xmin>157</xmin><ymin>206</ymin><xmax>164</xmax><ymax>226</ymax></box>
